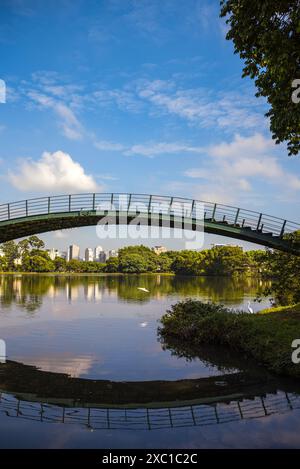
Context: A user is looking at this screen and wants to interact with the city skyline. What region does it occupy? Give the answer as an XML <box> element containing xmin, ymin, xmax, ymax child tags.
<box><xmin>45</xmin><ymin>241</ymin><xmax>247</xmax><ymax>263</ymax></box>
<box><xmin>47</xmin><ymin>244</ymin><xmax>120</xmax><ymax>262</ymax></box>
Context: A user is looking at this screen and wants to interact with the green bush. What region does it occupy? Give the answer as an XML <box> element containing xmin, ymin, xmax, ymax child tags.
<box><xmin>159</xmin><ymin>300</ymin><xmax>300</xmax><ymax>378</ymax></box>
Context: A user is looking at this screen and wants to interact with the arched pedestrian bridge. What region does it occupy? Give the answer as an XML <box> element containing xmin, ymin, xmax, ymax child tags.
<box><xmin>0</xmin><ymin>193</ymin><xmax>299</xmax><ymax>254</ymax></box>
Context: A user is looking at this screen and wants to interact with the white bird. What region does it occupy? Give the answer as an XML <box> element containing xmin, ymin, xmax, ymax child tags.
<box><xmin>247</xmin><ymin>301</ymin><xmax>254</xmax><ymax>314</ymax></box>
<box><xmin>140</xmin><ymin>322</ymin><xmax>148</xmax><ymax>328</ymax></box>
<box><xmin>137</xmin><ymin>287</ymin><xmax>150</xmax><ymax>293</ymax></box>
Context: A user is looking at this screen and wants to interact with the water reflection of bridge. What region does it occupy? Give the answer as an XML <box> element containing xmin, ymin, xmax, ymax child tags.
<box><xmin>1</xmin><ymin>391</ymin><xmax>300</xmax><ymax>431</ymax></box>
<box><xmin>1</xmin><ymin>360</ymin><xmax>300</xmax><ymax>432</ymax></box>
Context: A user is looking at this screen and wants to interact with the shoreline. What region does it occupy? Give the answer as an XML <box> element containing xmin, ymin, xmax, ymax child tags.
<box><xmin>159</xmin><ymin>300</ymin><xmax>300</xmax><ymax>380</ymax></box>
<box><xmin>0</xmin><ymin>271</ymin><xmax>264</xmax><ymax>278</ymax></box>
<box><xmin>0</xmin><ymin>271</ymin><xmax>176</xmax><ymax>276</ymax></box>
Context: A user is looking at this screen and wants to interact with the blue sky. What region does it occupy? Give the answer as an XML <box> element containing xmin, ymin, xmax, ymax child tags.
<box><xmin>0</xmin><ymin>0</ymin><xmax>299</xmax><ymax>252</ymax></box>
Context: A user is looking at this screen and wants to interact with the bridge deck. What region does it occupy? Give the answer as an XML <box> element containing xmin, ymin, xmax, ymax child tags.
<box><xmin>0</xmin><ymin>193</ymin><xmax>299</xmax><ymax>254</ymax></box>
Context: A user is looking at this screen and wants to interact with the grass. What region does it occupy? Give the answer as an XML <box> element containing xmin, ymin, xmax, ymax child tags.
<box><xmin>259</xmin><ymin>303</ymin><xmax>300</xmax><ymax>314</ymax></box>
<box><xmin>159</xmin><ymin>300</ymin><xmax>300</xmax><ymax>379</ymax></box>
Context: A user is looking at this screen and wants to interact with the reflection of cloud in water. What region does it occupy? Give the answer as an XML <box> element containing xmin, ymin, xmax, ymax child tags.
<box><xmin>15</xmin><ymin>355</ymin><xmax>95</xmax><ymax>378</ymax></box>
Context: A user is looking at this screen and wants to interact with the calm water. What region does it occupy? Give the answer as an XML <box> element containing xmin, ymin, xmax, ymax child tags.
<box><xmin>0</xmin><ymin>273</ymin><xmax>300</xmax><ymax>449</ymax></box>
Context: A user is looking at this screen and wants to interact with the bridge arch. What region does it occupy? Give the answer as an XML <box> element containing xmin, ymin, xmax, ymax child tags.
<box><xmin>0</xmin><ymin>193</ymin><xmax>299</xmax><ymax>254</ymax></box>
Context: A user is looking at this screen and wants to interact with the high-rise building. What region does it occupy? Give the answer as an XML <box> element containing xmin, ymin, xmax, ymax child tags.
<box><xmin>105</xmin><ymin>249</ymin><xmax>118</xmax><ymax>260</ymax></box>
<box><xmin>67</xmin><ymin>244</ymin><xmax>80</xmax><ymax>261</ymax></box>
<box><xmin>46</xmin><ymin>248</ymin><xmax>64</xmax><ymax>261</ymax></box>
<box><xmin>98</xmin><ymin>251</ymin><xmax>107</xmax><ymax>263</ymax></box>
<box><xmin>85</xmin><ymin>248</ymin><xmax>94</xmax><ymax>262</ymax></box>
<box><xmin>94</xmin><ymin>245</ymin><xmax>103</xmax><ymax>262</ymax></box>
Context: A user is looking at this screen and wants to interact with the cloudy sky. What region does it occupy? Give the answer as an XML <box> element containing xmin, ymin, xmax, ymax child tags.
<box><xmin>1</xmin><ymin>0</ymin><xmax>299</xmax><ymax>252</ymax></box>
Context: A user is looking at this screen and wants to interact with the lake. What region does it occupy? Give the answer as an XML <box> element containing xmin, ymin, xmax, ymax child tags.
<box><xmin>0</xmin><ymin>273</ymin><xmax>300</xmax><ymax>449</ymax></box>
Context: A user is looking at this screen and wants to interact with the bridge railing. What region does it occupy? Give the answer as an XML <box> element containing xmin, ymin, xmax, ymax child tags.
<box><xmin>0</xmin><ymin>390</ymin><xmax>299</xmax><ymax>431</ymax></box>
<box><xmin>0</xmin><ymin>193</ymin><xmax>300</xmax><ymax>239</ymax></box>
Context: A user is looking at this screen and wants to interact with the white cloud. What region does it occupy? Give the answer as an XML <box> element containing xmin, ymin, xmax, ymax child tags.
<box><xmin>94</xmin><ymin>140</ymin><xmax>126</xmax><ymax>152</ymax></box>
<box><xmin>93</xmin><ymin>137</ymin><xmax>204</xmax><ymax>157</ymax></box>
<box><xmin>184</xmin><ymin>133</ymin><xmax>300</xmax><ymax>205</ymax></box>
<box><xmin>93</xmin><ymin>89</ymin><xmax>142</xmax><ymax>113</ymax></box>
<box><xmin>135</xmin><ymin>79</ymin><xmax>266</xmax><ymax>131</ymax></box>
<box><xmin>206</xmin><ymin>133</ymin><xmax>273</xmax><ymax>159</ymax></box>
<box><xmin>184</xmin><ymin>168</ymin><xmax>211</xmax><ymax>179</ymax></box>
<box><xmin>25</xmin><ymin>356</ymin><xmax>94</xmax><ymax>378</ymax></box>
<box><xmin>53</xmin><ymin>230</ymin><xmax>69</xmax><ymax>239</ymax></box>
<box><xmin>27</xmin><ymin>90</ymin><xmax>84</xmax><ymax>140</ymax></box>
<box><xmin>124</xmin><ymin>141</ymin><xmax>203</xmax><ymax>157</ymax></box>
<box><xmin>9</xmin><ymin>151</ymin><xmax>100</xmax><ymax>193</ymax></box>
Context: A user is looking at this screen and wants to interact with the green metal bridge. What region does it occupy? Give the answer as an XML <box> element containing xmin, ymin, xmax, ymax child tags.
<box><xmin>0</xmin><ymin>193</ymin><xmax>299</xmax><ymax>254</ymax></box>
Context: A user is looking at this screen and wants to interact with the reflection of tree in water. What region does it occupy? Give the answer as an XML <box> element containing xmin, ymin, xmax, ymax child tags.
<box><xmin>1</xmin><ymin>358</ymin><xmax>300</xmax><ymax>437</ymax></box>
<box><xmin>0</xmin><ymin>275</ymin><xmax>53</xmax><ymax>313</ymax></box>
<box><xmin>0</xmin><ymin>358</ymin><xmax>295</xmax><ymax>408</ymax></box>
<box><xmin>158</xmin><ymin>333</ymin><xmax>267</xmax><ymax>376</ymax></box>
<box><xmin>114</xmin><ymin>275</ymin><xmax>267</xmax><ymax>304</ymax></box>
<box><xmin>0</xmin><ymin>274</ymin><xmax>269</xmax><ymax>313</ymax></box>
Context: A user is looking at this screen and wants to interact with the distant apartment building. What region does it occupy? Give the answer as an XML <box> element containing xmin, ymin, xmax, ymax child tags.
<box><xmin>105</xmin><ymin>249</ymin><xmax>118</xmax><ymax>260</ymax></box>
<box><xmin>67</xmin><ymin>244</ymin><xmax>80</xmax><ymax>261</ymax></box>
<box><xmin>109</xmin><ymin>249</ymin><xmax>118</xmax><ymax>258</ymax></box>
<box><xmin>62</xmin><ymin>245</ymin><xmax>118</xmax><ymax>262</ymax></box>
<box><xmin>46</xmin><ymin>248</ymin><xmax>64</xmax><ymax>261</ymax></box>
<box><xmin>94</xmin><ymin>245</ymin><xmax>103</xmax><ymax>262</ymax></box>
<box><xmin>98</xmin><ymin>251</ymin><xmax>107</xmax><ymax>263</ymax></box>
<box><xmin>152</xmin><ymin>246</ymin><xmax>168</xmax><ymax>255</ymax></box>
<box><xmin>85</xmin><ymin>248</ymin><xmax>94</xmax><ymax>262</ymax></box>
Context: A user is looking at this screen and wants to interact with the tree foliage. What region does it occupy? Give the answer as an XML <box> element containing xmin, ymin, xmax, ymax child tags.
<box><xmin>220</xmin><ymin>0</ymin><xmax>300</xmax><ymax>155</ymax></box>
<box><xmin>0</xmin><ymin>238</ymin><xmax>269</xmax><ymax>276</ymax></box>
<box><xmin>0</xmin><ymin>240</ymin><xmax>19</xmax><ymax>271</ymax></box>
<box><xmin>261</xmin><ymin>231</ymin><xmax>300</xmax><ymax>305</ymax></box>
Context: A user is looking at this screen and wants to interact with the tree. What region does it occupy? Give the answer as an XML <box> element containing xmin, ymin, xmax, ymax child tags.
<box><xmin>245</xmin><ymin>250</ymin><xmax>268</xmax><ymax>273</ymax></box>
<box><xmin>118</xmin><ymin>245</ymin><xmax>159</xmax><ymax>272</ymax></box>
<box><xmin>204</xmin><ymin>246</ymin><xmax>246</xmax><ymax>275</ymax></box>
<box><xmin>18</xmin><ymin>239</ymin><xmax>30</xmax><ymax>256</ymax></box>
<box><xmin>80</xmin><ymin>261</ymin><xmax>105</xmax><ymax>273</ymax></box>
<box><xmin>28</xmin><ymin>235</ymin><xmax>45</xmax><ymax>250</ymax></box>
<box><xmin>18</xmin><ymin>236</ymin><xmax>46</xmax><ymax>266</ymax></box>
<box><xmin>54</xmin><ymin>256</ymin><xmax>67</xmax><ymax>272</ymax></box>
<box><xmin>171</xmin><ymin>251</ymin><xmax>205</xmax><ymax>275</ymax></box>
<box><xmin>66</xmin><ymin>259</ymin><xmax>84</xmax><ymax>273</ymax></box>
<box><xmin>0</xmin><ymin>255</ymin><xmax>7</xmax><ymax>272</ymax></box>
<box><xmin>261</xmin><ymin>231</ymin><xmax>300</xmax><ymax>305</ymax></box>
<box><xmin>119</xmin><ymin>253</ymin><xmax>149</xmax><ymax>273</ymax></box>
<box><xmin>22</xmin><ymin>249</ymin><xmax>54</xmax><ymax>272</ymax></box>
<box><xmin>220</xmin><ymin>0</ymin><xmax>300</xmax><ymax>155</ymax></box>
<box><xmin>0</xmin><ymin>241</ymin><xmax>19</xmax><ymax>271</ymax></box>
<box><xmin>104</xmin><ymin>257</ymin><xmax>119</xmax><ymax>273</ymax></box>
<box><xmin>25</xmin><ymin>255</ymin><xmax>54</xmax><ymax>273</ymax></box>
<box><xmin>157</xmin><ymin>253</ymin><xmax>173</xmax><ymax>272</ymax></box>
